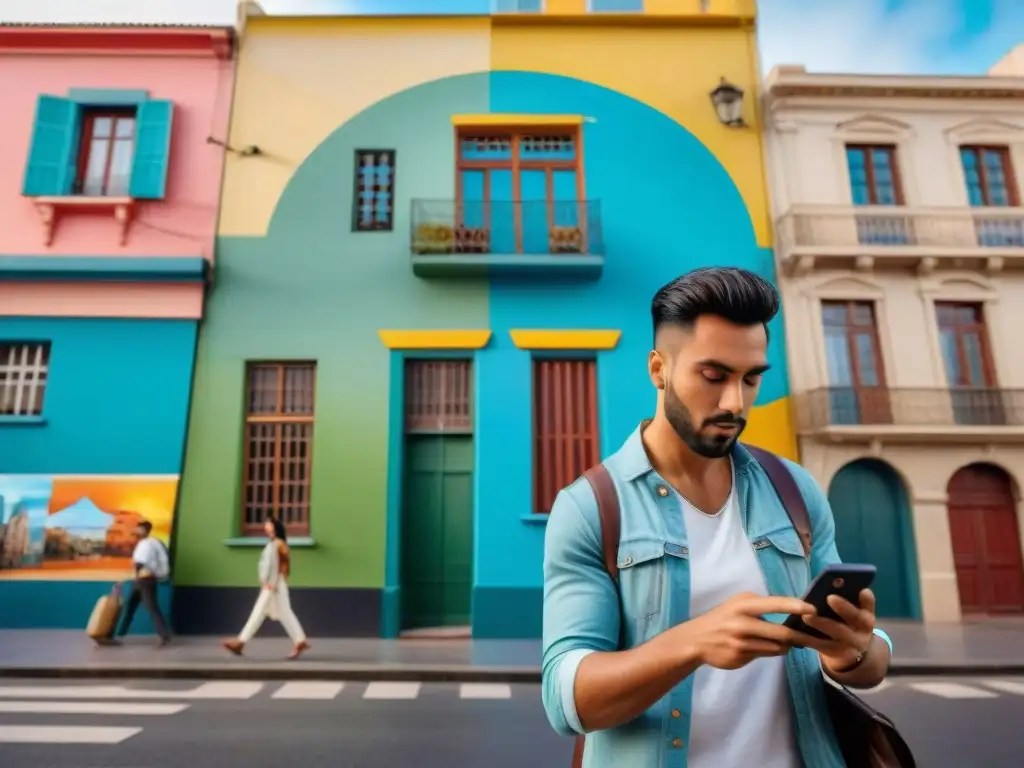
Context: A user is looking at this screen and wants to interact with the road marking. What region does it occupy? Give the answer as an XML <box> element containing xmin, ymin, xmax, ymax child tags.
<box><xmin>982</xmin><ymin>679</ymin><xmax>1024</xmax><ymax>696</ymax></box>
<box><xmin>0</xmin><ymin>726</ymin><xmax>142</xmax><ymax>744</ymax></box>
<box><xmin>0</xmin><ymin>701</ymin><xmax>188</xmax><ymax>715</ymax></box>
<box><xmin>909</xmin><ymin>681</ymin><xmax>998</xmax><ymax>699</ymax></box>
<box><xmin>362</xmin><ymin>682</ymin><xmax>421</xmax><ymax>700</ymax></box>
<box><xmin>459</xmin><ymin>683</ymin><xmax>512</xmax><ymax>700</ymax></box>
<box><xmin>272</xmin><ymin>682</ymin><xmax>344</xmax><ymax>700</ymax></box>
<box><xmin>0</xmin><ymin>682</ymin><xmax>262</xmax><ymax>700</ymax></box>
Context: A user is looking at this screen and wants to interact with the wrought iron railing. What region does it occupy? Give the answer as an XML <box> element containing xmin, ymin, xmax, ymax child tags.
<box><xmin>410</xmin><ymin>199</ymin><xmax>605</xmax><ymax>257</ymax></box>
<box><xmin>794</xmin><ymin>387</ymin><xmax>1024</xmax><ymax>430</ymax></box>
<box><xmin>777</xmin><ymin>205</ymin><xmax>1024</xmax><ymax>250</ymax></box>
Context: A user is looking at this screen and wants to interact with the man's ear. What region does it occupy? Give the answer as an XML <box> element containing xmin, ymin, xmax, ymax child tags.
<box><xmin>648</xmin><ymin>350</ymin><xmax>667</xmax><ymax>390</ymax></box>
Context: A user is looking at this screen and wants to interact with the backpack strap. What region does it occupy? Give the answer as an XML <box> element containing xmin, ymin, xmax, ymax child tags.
<box><xmin>742</xmin><ymin>443</ymin><xmax>813</xmax><ymax>558</ymax></box>
<box><xmin>571</xmin><ymin>463</ymin><xmax>623</xmax><ymax>768</ymax></box>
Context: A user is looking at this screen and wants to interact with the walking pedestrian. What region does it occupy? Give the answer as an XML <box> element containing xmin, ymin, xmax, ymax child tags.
<box><xmin>222</xmin><ymin>516</ymin><xmax>310</xmax><ymax>660</ymax></box>
<box><xmin>113</xmin><ymin>520</ymin><xmax>172</xmax><ymax>647</ymax></box>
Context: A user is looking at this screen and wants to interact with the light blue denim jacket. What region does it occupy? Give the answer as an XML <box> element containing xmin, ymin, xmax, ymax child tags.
<box><xmin>541</xmin><ymin>424</ymin><xmax>893</xmax><ymax>768</ymax></box>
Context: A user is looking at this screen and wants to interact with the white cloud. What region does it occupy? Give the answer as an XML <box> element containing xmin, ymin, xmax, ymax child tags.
<box><xmin>757</xmin><ymin>0</ymin><xmax>961</xmax><ymax>75</ymax></box>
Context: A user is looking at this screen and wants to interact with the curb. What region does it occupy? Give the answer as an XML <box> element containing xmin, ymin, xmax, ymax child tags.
<box><xmin>1</xmin><ymin>663</ymin><xmax>1023</xmax><ymax>682</ymax></box>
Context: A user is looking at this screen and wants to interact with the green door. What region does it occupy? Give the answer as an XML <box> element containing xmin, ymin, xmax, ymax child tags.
<box><xmin>400</xmin><ymin>435</ymin><xmax>474</xmax><ymax>630</ymax></box>
<box><xmin>828</xmin><ymin>459</ymin><xmax>916</xmax><ymax>619</ymax></box>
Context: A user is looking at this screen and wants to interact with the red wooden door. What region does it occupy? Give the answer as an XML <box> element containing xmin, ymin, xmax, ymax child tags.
<box><xmin>947</xmin><ymin>464</ymin><xmax>1024</xmax><ymax>614</ymax></box>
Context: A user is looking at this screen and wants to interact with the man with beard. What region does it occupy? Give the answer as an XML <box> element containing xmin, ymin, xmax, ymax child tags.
<box><xmin>541</xmin><ymin>267</ymin><xmax>892</xmax><ymax>768</ymax></box>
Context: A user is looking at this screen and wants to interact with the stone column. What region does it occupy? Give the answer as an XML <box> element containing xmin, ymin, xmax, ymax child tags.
<box><xmin>910</xmin><ymin>491</ymin><xmax>961</xmax><ymax>623</ymax></box>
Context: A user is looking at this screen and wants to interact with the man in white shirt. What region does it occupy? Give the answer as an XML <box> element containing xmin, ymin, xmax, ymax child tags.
<box><xmin>114</xmin><ymin>521</ymin><xmax>172</xmax><ymax>646</ymax></box>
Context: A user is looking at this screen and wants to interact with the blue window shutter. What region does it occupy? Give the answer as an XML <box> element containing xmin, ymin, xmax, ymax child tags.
<box><xmin>22</xmin><ymin>95</ymin><xmax>81</xmax><ymax>197</ymax></box>
<box><xmin>129</xmin><ymin>99</ymin><xmax>174</xmax><ymax>199</ymax></box>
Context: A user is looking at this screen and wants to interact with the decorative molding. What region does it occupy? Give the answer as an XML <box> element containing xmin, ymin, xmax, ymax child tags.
<box><xmin>508</xmin><ymin>329</ymin><xmax>621</xmax><ymax>350</ymax></box>
<box><xmin>805</xmin><ymin>273</ymin><xmax>886</xmax><ymax>299</ymax></box>
<box><xmin>0</xmin><ymin>27</ymin><xmax>234</xmax><ymax>59</ymax></box>
<box><xmin>944</xmin><ymin>117</ymin><xmax>1024</xmax><ymax>144</ymax></box>
<box><xmin>31</xmin><ymin>196</ymin><xmax>135</xmax><ymax>246</ymax></box>
<box><xmin>834</xmin><ymin>113</ymin><xmax>915</xmax><ymax>140</ymax></box>
<box><xmin>376</xmin><ymin>330</ymin><xmax>492</xmax><ymax>350</ymax></box>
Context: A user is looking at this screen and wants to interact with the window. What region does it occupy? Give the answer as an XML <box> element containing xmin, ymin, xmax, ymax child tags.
<box><xmin>76</xmin><ymin>109</ymin><xmax>136</xmax><ymax>196</ymax></box>
<box><xmin>533</xmin><ymin>359</ymin><xmax>599</xmax><ymax>514</ymax></box>
<box><xmin>404</xmin><ymin>360</ymin><xmax>472</xmax><ymax>433</ymax></box>
<box><xmin>960</xmin><ymin>146</ymin><xmax>1017</xmax><ymax>207</ymax></box>
<box><xmin>456</xmin><ymin>127</ymin><xmax>585</xmax><ymax>254</ymax></box>
<box><xmin>935</xmin><ymin>303</ymin><xmax>1003</xmax><ymax>425</ymax></box>
<box><xmin>0</xmin><ymin>343</ymin><xmax>50</xmax><ymax>417</ymax></box>
<box><xmin>820</xmin><ymin>302</ymin><xmax>890</xmax><ymax>425</ymax></box>
<box><xmin>588</xmin><ymin>0</ymin><xmax>643</xmax><ymax>10</ymax></box>
<box><xmin>242</xmin><ymin>362</ymin><xmax>317</xmax><ymax>535</ymax></box>
<box><xmin>23</xmin><ymin>94</ymin><xmax>173</xmax><ymax>200</ymax></box>
<box><xmin>846</xmin><ymin>145</ymin><xmax>902</xmax><ymax>205</ymax></box>
<box><xmin>352</xmin><ymin>149</ymin><xmax>396</xmax><ymax>232</ymax></box>
<box><xmin>845</xmin><ymin>144</ymin><xmax>909</xmax><ymax>245</ymax></box>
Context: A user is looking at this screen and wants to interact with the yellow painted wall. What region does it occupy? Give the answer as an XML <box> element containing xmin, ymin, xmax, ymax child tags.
<box><xmin>490</xmin><ymin>23</ymin><xmax>771</xmax><ymax>247</ymax></box>
<box><xmin>219</xmin><ymin>17</ymin><xmax>491</xmax><ymax>236</ymax></box>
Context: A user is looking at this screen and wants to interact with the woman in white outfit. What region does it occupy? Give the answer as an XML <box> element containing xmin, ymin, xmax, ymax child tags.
<box><xmin>222</xmin><ymin>516</ymin><xmax>310</xmax><ymax>660</ymax></box>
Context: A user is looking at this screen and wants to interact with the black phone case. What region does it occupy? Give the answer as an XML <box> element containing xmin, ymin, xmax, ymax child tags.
<box><xmin>783</xmin><ymin>567</ymin><xmax>875</xmax><ymax>641</ymax></box>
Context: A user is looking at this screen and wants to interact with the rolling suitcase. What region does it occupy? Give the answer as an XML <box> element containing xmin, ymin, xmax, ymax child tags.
<box><xmin>86</xmin><ymin>583</ymin><xmax>123</xmax><ymax>642</ymax></box>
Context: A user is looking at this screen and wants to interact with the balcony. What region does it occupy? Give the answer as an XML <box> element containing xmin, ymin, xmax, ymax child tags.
<box><xmin>795</xmin><ymin>387</ymin><xmax>1024</xmax><ymax>444</ymax></box>
<box><xmin>776</xmin><ymin>204</ymin><xmax>1024</xmax><ymax>275</ymax></box>
<box><xmin>410</xmin><ymin>199</ymin><xmax>605</xmax><ymax>279</ymax></box>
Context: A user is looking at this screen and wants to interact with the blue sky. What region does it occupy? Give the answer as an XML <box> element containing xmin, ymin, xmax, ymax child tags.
<box><xmin>4</xmin><ymin>0</ymin><xmax>1021</xmax><ymax>75</ymax></box>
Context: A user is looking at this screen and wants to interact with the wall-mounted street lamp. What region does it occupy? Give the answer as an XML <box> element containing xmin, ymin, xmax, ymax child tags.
<box><xmin>710</xmin><ymin>77</ymin><xmax>746</xmax><ymax>128</ymax></box>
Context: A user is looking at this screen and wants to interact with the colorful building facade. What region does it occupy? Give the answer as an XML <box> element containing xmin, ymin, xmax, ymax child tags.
<box><xmin>0</xmin><ymin>24</ymin><xmax>235</xmax><ymax>628</ymax></box>
<box><xmin>172</xmin><ymin>0</ymin><xmax>795</xmax><ymax>638</ymax></box>
<box><xmin>765</xmin><ymin>56</ymin><xmax>1024</xmax><ymax>622</ymax></box>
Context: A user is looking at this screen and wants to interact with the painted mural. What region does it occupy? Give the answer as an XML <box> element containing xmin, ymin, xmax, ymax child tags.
<box><xmin>0</xmin><ymin>475</ymin><xmax>178</xmax><ymax>581</ymax></box>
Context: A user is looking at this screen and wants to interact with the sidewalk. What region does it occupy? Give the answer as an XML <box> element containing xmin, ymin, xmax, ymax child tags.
<box><xmin>1</xmin><ymin>620</ymin><xmax>1022</xmax><ymax>682</ymax></box>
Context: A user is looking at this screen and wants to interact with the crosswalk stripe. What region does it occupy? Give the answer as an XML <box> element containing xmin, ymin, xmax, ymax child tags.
<box><xmin>0</xmin><ymin>682</ymin><xmax>262</xmax><ymax>700</ymax></box>
<box><xmin>459</xmin><ymin>683</ymin><xmax>512</xmax><ymax>700</ymax></box>
<box><xmin>0</xmin><ymin>726</ymin><xmax>142</xmax><ymax>744</ymax></box>
<box><xmin>0</xmin><ymin>701</ymin><xmax>188</xmax><ymax>715</ymax></box>
<box><xmin>272</xmin><ymin>682</ymin><xmax>345</xmax><ymax>700</ymax></box>
<box><xmin>982</xmin><ymin>680</ymin><xmax>1024</xmax><ymax>696</ymax></box>
<box><xmin>908</xmin><ymin>682</ymin><xmax>998</xmax><ymax>699</ymax></box>
<box><xmin>363</xmin><ymin>682</ymin><xmax>421</xmax><ymax>700</ymax></box>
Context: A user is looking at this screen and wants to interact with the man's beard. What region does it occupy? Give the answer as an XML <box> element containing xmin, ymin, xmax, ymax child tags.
<box><xmin>664</xmin><ymin>385</ymin><xmax>747</xmax><ymax>459</ymax></box>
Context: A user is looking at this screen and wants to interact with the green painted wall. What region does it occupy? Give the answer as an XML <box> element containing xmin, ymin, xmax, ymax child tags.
<box><xmin>173</xmin><ymin>74</ymin><xmax>490</xmax><ymax>588</ymax></box>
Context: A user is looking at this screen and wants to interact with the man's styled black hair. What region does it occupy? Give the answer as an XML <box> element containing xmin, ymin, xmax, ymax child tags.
<box><xmin>137</xmin><ymin>520</ymin><xmax>153</xmax><ymax>534</ymax></box>
<box><xmin>651</xmin><ymin>266</ymin><xmax>780</xmax><ymax>345</ymax></box>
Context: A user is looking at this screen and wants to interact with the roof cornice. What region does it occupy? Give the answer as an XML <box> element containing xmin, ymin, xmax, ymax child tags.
<box><xmin>0</xmin><ymin>25</ymin><xmax>235</xmax><ymax>60</ymax></box>
<box><xmin>764</xmin><ymin>65</ymin><xmax>1024</xmax><ymax>102</ymax></box>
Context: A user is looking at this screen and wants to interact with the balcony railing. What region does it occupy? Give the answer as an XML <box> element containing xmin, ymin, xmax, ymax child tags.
<box><xmin>776</xmin><ymin>205</ymin><xmax>1024</xmax><ymax>271</ymax></box>
<box><xmin>795</xmin><ymin>387</ymin><xmax>1024</xmax><ymax>433</ymax></box>
<box><xmin>411</xmin><ymin>199</ymin><xmax>604</xmax><ymax>257</ymax></box>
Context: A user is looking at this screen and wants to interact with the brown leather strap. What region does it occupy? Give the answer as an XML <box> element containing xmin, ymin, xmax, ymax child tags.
<box><xmin>583</xmin><ymin>464</ymin><xmax>621</xmax><ymax>582</ymax></box>
<box><xmin>572</xmin><ymin>464</ymin><xmax>622</xmax><ymax>767</ymax></box>
<box><xmin>743</xmin><ymin>443</ymin><xmax>812</xmax><ymax>557</ymax></box>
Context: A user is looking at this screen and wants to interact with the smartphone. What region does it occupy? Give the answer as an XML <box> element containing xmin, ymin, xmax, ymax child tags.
<box><xmin>783</xmin><ymin>563</ymin><xmax>876</xmax><ymax>641</ymax></box>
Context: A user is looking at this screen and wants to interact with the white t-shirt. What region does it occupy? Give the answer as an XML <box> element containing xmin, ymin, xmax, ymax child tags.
<box><xmin>682</xmin><ymin>475</ymin><xmax>801</xmax><ymax>768</ymax></box>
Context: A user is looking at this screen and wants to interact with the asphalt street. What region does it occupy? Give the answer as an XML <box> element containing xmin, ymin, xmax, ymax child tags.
<box><xmin>0</xmin><ymin>676</ymin><xmax>1022</xmax><ymax>767</ymax></box>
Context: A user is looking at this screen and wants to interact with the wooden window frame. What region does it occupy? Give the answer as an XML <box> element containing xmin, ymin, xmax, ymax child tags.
<box><xmin>845</xmin><ymin>144</ymin><xmax>904</xmax><ymax>205</ymax></box>
<box><xmin>935</xmin><ymin>302</ymin><xmax>999</xmax><ymax>387</ymax></box>
<box><xmin>352</xmin><ymin>149</ymin><xmax>397</xmax><ymax>232</ymax></box>
<box><xmin>960</xmin><ymin>146</ymin><xmax>1019</xmax><ymax>207</ymax></box>
<box><xmin>0</xmin><ymin>341</ymin><xmax>51</xmax><ymax>417</ymax></box>
<box><xmin>455</xmin><ymin>126</ymin><xmax>587</xmax><ymax>253</ymax></box>
<box><xmin>532</xmin><ymin>357</ymin><xmax>600</xmax><ymax>515</ymax></box>
<box><xmin>75</xmin><ymin>108</ymin><xmax>137</xmax><ymax>197</ymax></box>
<box><xmin>820</xmin><ymin>301</ymin><xmax>891</xmax><ymax>424</ymax></box>
<box><xmin>240</xmin><ymin>361</ymin><xmax>317</xmax><ymax>537</ymax></box>
<box><xmin>403</xmin><ymin>359</ymin><xmax>473</xmax><ymax>434</ymax></box>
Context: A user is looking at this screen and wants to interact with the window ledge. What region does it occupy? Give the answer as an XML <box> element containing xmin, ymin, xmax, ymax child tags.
<box><xmin>0</xmin><ymin>415</ymin><xmax>47</xmax><ymax>426</ymax></box>
<box><xmin>223</xmin><ymin>536</ymin><xmax>317</xmax><ymax>548</ymax></box>
<box><xmin>520</xmin><ymin>514</ymin><xmax>549</xmax><ymax>525</ymax></box>
<box><xmin>29</xmin><ymin>196</ymin><xmax>136</xmax><ymax>246</ymax></box>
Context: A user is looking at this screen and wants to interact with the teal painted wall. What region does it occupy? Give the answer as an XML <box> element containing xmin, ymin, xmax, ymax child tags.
<box><xmin>0</xmin><ymin>317</ymin><xmax>196</xmax><ymax>630</ymax></box>
<box><xmin>173</xmin><ymin>74</ymin><xmax>491</xmax><ymax>592</ymax></box>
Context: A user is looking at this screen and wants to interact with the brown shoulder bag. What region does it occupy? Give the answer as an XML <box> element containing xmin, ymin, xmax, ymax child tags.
<box><xmin>570</xmin><ymin>447</ymin><xmax>917</xmax><ymax>768</ymax></box>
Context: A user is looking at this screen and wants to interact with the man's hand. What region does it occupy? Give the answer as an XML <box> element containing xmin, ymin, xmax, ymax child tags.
<box><xmin>138</xmin><ymin>567</ymin><xmax>153</xmax><ymax>579</ymax></box>
<box><xmin>687</xmin><ymin>592</ymin><xmax>820</xmax><ymax>670</ymax></box>
<box><xmin>801</xmin><ymin>588</ymin><xmax>878</xmax><ymax>672</ymax></box>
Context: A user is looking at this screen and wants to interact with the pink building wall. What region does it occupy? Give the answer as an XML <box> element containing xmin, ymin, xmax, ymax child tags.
<box><xmin>0</xmin><ymin>30</ymin><xmax>235</xmax><ymax>318</ymax></box>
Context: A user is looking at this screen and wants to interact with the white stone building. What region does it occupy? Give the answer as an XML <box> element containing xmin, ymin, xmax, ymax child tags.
<box><xmin>764</xmin><ymin>50</ymin><xmax>1024</xmax><ymax>623</ymax></box>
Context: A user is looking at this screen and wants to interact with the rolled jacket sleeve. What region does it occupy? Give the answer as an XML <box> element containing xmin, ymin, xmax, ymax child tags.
<box><xmin>541</xmin><ymin>484</ymin><xmax>621</xmax><ymax>737</ymax></box>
